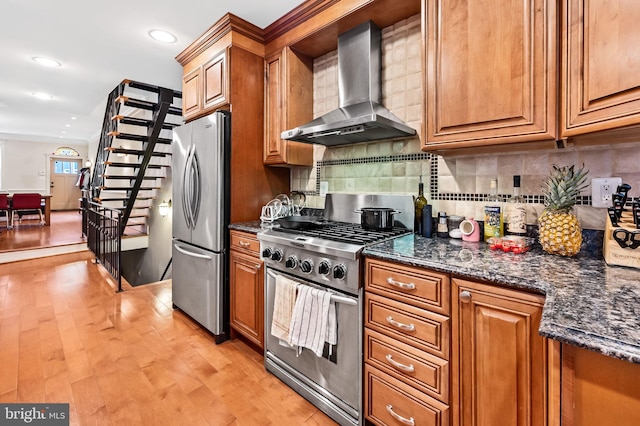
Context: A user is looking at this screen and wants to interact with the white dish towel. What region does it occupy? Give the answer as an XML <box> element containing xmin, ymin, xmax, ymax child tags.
<box><xmin>288</xmin><ymin>284</ymin><xmax>332</xmax><ymax>357</ymax></box>
<box><xmin>270</xmin><ymin>274</ymin><xmax>298</xmax><ymax>341</ymax></box>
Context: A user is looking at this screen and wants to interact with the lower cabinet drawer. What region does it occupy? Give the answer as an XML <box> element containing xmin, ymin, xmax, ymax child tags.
<box><xmin>365</xmin><ymin>293</ymin><xmax>450</xmax><ymax>360</ymax></box>
<box><xmin>365</xmin><ymin>328</ymin><xmax>449</xmax><ymax>404</ymax></box>
<box><xmin>365</xmin><ymin>364</ymin><xmax>449</xmax><ymax>426</ymax></box>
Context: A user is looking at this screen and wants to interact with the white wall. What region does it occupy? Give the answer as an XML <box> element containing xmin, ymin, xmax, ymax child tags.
<box><xmin>1</xmin><ymin>139</ymin><xmax>88</xmax><ymax>192</ymax></box>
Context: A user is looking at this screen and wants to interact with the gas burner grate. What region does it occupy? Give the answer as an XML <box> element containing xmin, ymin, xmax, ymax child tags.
<box><xmin>274</xmin><ymin>222</ymin><xmax>410</xmax><ymax>245</ymax></box>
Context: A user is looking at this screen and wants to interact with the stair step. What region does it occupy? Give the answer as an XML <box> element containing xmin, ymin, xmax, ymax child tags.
<box><xmin>123</xmin><ymin>79</ymin><xmax>182</xmax><ymax>99</ymax></box>
<box><xmin>115</xmin><ymin>95</ymin><xmax>182</xmax><ymax>116</ymax></box>
<box><xmin>101</xmin><ymin>175</ymin><xmax>159</xmax><ymax>180</ymax></box>
<box><xmin>104</xmin><ymin>147</ymin><xmax>169</xmax><ymax>157</ymax></box>
<box><xmin>120</xmin><ymin>211</ymin><xmax>149</xmax><ymax>219</ymax></box>
<box><xmin>108</xmin><ymin>131</ymin><xmax>172</xmax><ymax>144</ymax></box>
<box><xmin>96</xmin><ymin>197</ymin><xmax>155</xmax><ymax>202</ymax></box>
<box><xmin>99</xmin><ymin>186</ymin><xmax>160</xmax><ymax>191</ymax></box>
<box><xmin>111</xmin><ymin>115</ymin><xmax>179</xmax><ymax>130</ymax></box>
<box><xmin>104</xmin><ymin>162</ymin><xmax>164</xmax><ymax>169</ymax></box>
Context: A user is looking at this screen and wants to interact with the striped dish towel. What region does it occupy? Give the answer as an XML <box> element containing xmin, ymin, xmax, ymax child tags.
<box><xmin>288</xmin><ymin>284</ymin><xmax>331</xmax><ymax>357</ymax></box>
<box><xmin>270</xmin><ymin>274</ymin><xmax>298</xmax><ymax>341</ymax></box>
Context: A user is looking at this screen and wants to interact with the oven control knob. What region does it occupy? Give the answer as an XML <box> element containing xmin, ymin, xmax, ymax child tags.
<box><xmin>333</xmin><ymin>264</ymin><xmax>347</xmax><ymax>280</ymax></box>
<box><xmin>270</xmin><ymin>249</ymin><xmax>283</xmax><ymax>262</ymax></box>
<box><xmin>300</xmin><ymin>259</ymin><xmax>314</xmax><ymax>274</ymax></box>
<box><xmin>318</xmin><ymin>261</ymin><xmax>331</xmax><ymax>276</ymax></box>
<box><xmin>261</xmin><ymin>247</ymin><xmax>272</xmax><ymax>259</ymax></box>
<box><xmin>285</xmin><ymin>256</ymin><xmax>298</xmax><ymax>269</ymax></box>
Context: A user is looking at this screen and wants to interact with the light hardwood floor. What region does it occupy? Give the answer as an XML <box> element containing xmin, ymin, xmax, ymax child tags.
<box><xmin>0</xmin><ymin>210</ymin><xmax>84</xmax><ymax>252</ymax></box>
<box><xmin>0</xmin><ymin>251</ymin><xmax>336</xmax><ymax>425</ymax></box>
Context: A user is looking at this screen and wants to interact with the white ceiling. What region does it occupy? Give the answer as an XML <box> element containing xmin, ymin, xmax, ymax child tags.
<box><xmin>0</xmin><ymin>0</ymin><xmax>304</xmax><ymax>144</ymax></box>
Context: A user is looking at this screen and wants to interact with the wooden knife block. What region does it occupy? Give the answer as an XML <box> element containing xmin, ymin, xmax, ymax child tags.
<box><xmin>603</xmin><ymin>211</ymin><xmax>640</xmax><ymax>268</ymax></box>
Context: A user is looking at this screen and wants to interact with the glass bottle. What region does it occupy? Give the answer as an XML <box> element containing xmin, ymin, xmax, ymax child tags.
<box><xmin>414</xmin><ymin>176</ymin><xmax>428</xmax><ymax>235</ymax></box>
<box><xmin>483</xmin><ymin>178</ymin><xmax>503</xmax><ymax>242</ymax></box>
<box><xmin>505</xmin><ymin>175</ymin><xmax>527</xmax><ymax>236</ymax></box>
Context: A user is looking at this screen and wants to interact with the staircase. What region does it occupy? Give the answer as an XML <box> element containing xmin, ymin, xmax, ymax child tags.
<box><xmin>90</xmin><ymin>79</ymin><xmax>182</xmax><ymax>236</ymax></box>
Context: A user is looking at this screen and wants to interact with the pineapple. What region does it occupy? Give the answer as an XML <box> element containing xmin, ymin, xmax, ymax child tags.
<box><xmin>538</xmin><ymin>164</ymin><xmax>589</xmax><ymax>257</ymax></box>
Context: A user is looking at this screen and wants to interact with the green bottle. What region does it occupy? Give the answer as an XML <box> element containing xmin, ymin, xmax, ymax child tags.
<box><xmin>414</xmin><ymin>176</ymin><xmax>428</xmax><ymax>234</ymax></box>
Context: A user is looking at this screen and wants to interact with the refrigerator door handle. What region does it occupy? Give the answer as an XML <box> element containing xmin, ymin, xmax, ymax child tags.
<box><xmin>182</xmin><ymin>145</ymin><xmax>194</xmax><ymax>229</ymax></box>
<box><xmin>173</xmin><ymin>243</ymin><xmax>213</xmax><ymax>260</ymax></box>
<box><xmin>190</xmin><ymin>146</ymin><xmax>202</xmax><ymax>226</ymax></box>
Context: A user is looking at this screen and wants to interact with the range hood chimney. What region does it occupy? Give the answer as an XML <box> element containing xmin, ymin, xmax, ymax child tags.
<box><xmin>280</xmin><ymin>21</ymin><xmax>417</xmax><ymax>146</ymax></box>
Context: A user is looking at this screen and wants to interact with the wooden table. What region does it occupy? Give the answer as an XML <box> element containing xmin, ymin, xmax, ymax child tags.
<box><xmin>7</xmin><ymin>194</ymin><xmax>52</xmax><ymax>226</ymax></box>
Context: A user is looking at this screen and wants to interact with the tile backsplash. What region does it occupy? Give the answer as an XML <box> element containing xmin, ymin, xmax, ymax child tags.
<box><xmin>290</xmin><ymin>14</ymin><xmax>640</xmax><ymax>231</ymax></box>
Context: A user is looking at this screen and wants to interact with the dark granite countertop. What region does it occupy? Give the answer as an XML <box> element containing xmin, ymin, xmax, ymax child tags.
<box><xmin>228</xmin><ymin>220</ymin><xmax>268</xmax><ymax>234</ymax></box>
<box><xmin>363</xmin><ymin>234</ymin><xmax>640</xmax><ymax>364</ymax></box>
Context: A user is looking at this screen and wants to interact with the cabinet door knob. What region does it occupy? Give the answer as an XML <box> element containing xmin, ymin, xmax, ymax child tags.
<box><xmin>255</xmin><ymin>264</ymin><xmax>262</xmax><ymax>270</ymax></box>
<box><xmin>460</xmin><ymin>290</ymin><xmax>472</xmax><ymax>303</ymax></box>
<box><xmin>239</xmin><ymin>241</ymin><xmax>250</xmax><ymax>247</ymax></box>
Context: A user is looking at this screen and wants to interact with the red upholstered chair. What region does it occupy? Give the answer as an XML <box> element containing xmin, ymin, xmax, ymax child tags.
<box><xmin>11</xmin><ymin>193</ymin><xmax>44</xmax><ymax>226</ymax></box>
<box><xmin>0</xmin><ymin>194</ymin><xmax>10</xmax><ymax>228</ymax></box>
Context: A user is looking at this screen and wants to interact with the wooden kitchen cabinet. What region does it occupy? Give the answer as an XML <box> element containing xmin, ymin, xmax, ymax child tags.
<box><xmin>561</xmin><ymin>0</ymin><xmax>640</xmax><ymax>137</ymax></box>
<box><xmin>264</xmin><ymin>47</ymin><xmax>313</xmax><ymax>167</ymax></box>
<box><xmin>561</xmin><ymin>344</ymin><xmax>640</xmax><ymax>426</ymax></box>
<box><xmin>229</xmin><ymin>230</ymin><xmax>264</xmax><ymax>349</ymax></box>
<box><xmin>180</xmin><ymin>48</ymin><xmax>228</xmax><ymax>122</ymax></box>
<box><xmin>364</xmin><ymin>258</ymin><xmax>451</xmax><ymax>425</ymax></box>
<box><xmin>422</xmin><ymin>0</ymin><xmax>557</xmax><ymax>150</ymax></box>
<box><xmin>176</xmin><ymin>14</ymin><xmax>290</xmax><ymax>223</ymax></box>
<box><xmin>452</xmin><ymin>278</ymin><xmax>559</xmax><ymax>426</ymax></box>
<box><xmin>181</xmin><ymin>47</ymin><xmax>228</xmax><ymax>122</ymax></box>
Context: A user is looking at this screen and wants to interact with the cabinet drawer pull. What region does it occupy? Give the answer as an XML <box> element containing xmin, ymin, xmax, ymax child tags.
<box><xmin>460</xmin><ymin>290</ymin><xmax>472</xmax><ymax>303</ymax></box>
<box><xmin>385</xmin><ymin>354</ymin><xmax>415</xmax><ymax>373</ymax></box>
<box><xmin>239</xmin><ymin>241</ymin><xmax>251</xmax><ymax>247</ymax></box>
<box><xmin>386</xmin><ymin>277</ymin><xmax>416</xmax><ymax>290</ymax></box>
<box><xmin>386</xmin><ymin>405</ymin><xmax>415</xmax><ymax>426</ymax></box>
<box><xmin>386</xmin><ymin>316</ymin><xmax>415</xmax><ymax>332</ymax></box>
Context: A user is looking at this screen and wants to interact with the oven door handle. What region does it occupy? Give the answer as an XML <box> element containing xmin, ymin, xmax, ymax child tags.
<box><xmin>266</xmin><ymin>270</ymin><xmax>357</xmax><ymax>306</ymax></box>
<box><xmin>329</xmin><ymin>294</ymin><xmax>357</xmax><ymax>306</ymax></box>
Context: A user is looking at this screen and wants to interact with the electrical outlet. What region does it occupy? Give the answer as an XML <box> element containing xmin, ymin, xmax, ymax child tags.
<box><xmin>319</xmin><ymin>181</ymin><xmax>329</xmax><ymax>197</ymax></box>
<box><xmin>591</xmin><ymin>177</ymin><xmax>623</xmax><ymax>208</ymax></box>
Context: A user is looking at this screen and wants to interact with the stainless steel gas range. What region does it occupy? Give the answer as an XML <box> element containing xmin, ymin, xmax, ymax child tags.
<box><xmin>258</xmin><ymin>193</ymin><xmax>414</xmax><ymax>426</ymax></box>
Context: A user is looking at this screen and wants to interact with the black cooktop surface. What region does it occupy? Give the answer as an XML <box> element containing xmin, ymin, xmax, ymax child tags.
<box><xmin>273</xmin><ymin>221</ymin><xmax>411</xmax><ymax>246</ymax></box>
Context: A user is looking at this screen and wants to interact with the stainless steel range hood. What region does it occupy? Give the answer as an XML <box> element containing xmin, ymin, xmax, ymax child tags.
<box><xmin>280</xmin><ymin>21</ymin><xmax>417</xmax><ymax>146</ymax></box>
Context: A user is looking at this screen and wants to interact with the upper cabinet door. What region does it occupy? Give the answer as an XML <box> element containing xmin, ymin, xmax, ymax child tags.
<box><xmin>182</xmin><ymin>67</ymin><xmax>202</xmax><ymax>121</ymax></box>
<box><xmin>264</xmin><ymin>47</ymin><xmax>313</xmax><ymax>167</ymax></box>
<box><xmin>562</xmin><ymin>0</ymin><xmax>640</xmax><ymax>137</ymax></box>
<box><xmin>203</xmin><ymin>50</ymin><xmax>228</xmax><ymax>111</ymax></box>
<box><xmin>423</xmin><ymin>0</ymin><xmax>557</xmax><ymax>150</ymax></box>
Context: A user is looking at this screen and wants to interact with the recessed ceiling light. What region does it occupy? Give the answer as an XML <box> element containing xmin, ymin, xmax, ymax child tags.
<box><xmin>32</xmin><ymin>57</ymin><xmax>62</xmax><ymax>68</ymax></box>
<box><xmin>70</xmin><ymin>116</ymin><xmax>77</xmax><ymax>120</ymax></box>
<box><xmin>65</xmin><ymin>124</ymin><xmax>71</xmax><ymax>127</ymax></box>
<box><xmin>148</xmin><ymin>29</ymin><xmax>176</xmax><ymax>43</ymax></box>
<box><xmin>31</xmin><ymin>92</ymin><xmax>54</xmax><ymax>100</ymax></box>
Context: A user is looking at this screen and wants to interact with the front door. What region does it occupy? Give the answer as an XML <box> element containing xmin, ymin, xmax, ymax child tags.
<box><xmin>50</xmin><ymin>158</ymin><xmax>82</xmax><ymax>210</ymax></box>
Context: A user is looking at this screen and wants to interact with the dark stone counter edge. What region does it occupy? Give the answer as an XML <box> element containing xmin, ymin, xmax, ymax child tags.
<box><xmin>363</xmin><ymin>250</ymin><xmax>640</xmax><ymax>365</ymax></box>
<box><xmin>228</xmin><ymin>221</ymin><xmax>264</xmax><ymax>234</ymax></box>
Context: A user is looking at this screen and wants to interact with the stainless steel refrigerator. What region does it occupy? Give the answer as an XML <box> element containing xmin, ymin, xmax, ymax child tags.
<box><xmin>172</xmin><ymin>110</ymin><xmax>230</xmax><ymax>343</ymax></box>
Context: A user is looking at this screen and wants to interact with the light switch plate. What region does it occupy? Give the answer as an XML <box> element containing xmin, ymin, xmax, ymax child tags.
<box><xmin>591</xmin><ymin>177</ymin><xmax>622</xmax><ymax>208</ymax></box>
